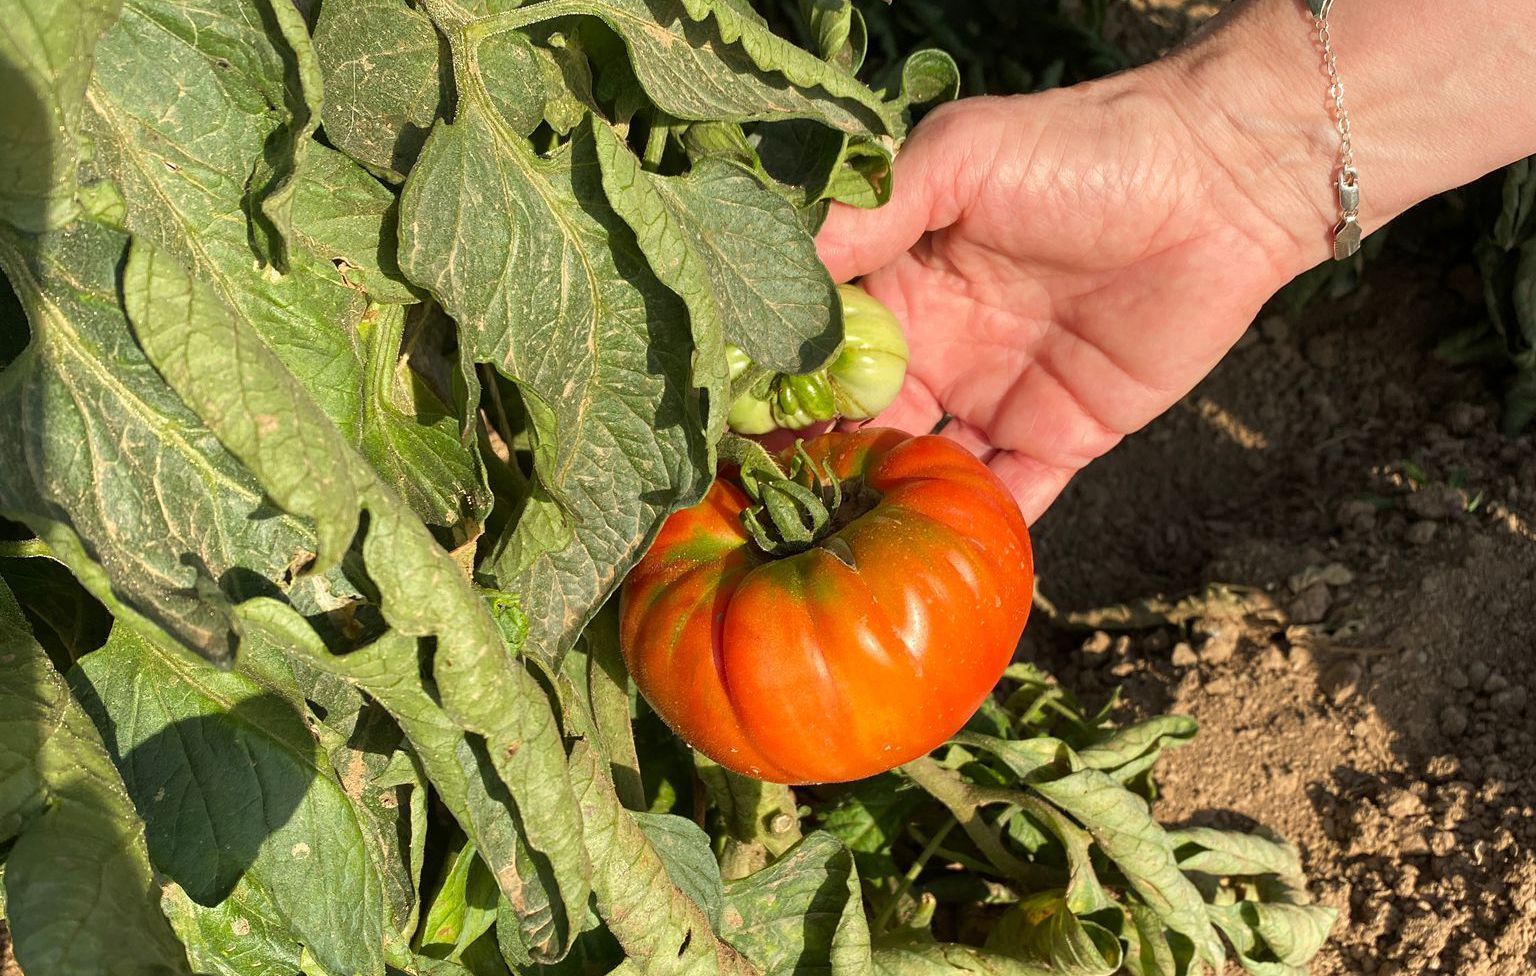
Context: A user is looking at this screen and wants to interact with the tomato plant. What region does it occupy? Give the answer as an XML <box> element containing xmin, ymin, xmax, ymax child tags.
<box><xmin>621</xmin><ymin>429</ymin><xmax>1033</xmax><ymax>783</ymax></box>
<box><xmin>0</xmin><ymin>0</ymin><xmax>1332</xmax><ymax>973</ymax></box>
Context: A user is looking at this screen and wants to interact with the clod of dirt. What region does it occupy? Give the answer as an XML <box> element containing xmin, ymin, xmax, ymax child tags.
<box><xmin>1405</xmin><ymin>520</ymin><xmax>1439</xmax><ymax>545</ymax></box>
<box><xmin>1170</xmin><ymin>642</ymin><xmax>1198</xmax><ymax>668</ymax></box>
<box><xmin>1446</xmin><ymin>401</ymin><xmax>1485</xmax><ymax>435</ymax></box>
<box><xmin>1491</xmin><ymin>687</ymin><xmax>1528</xmax><ymax>715</ymax></box>
<box><xmin>1467</xmin><ymin>661</ymin><xmax>1491</xmax><ymax>688</ymax></box>
<box><xmin>1195</xmin><ymin>620</ymin><xmax>1238</xmax><ymax>664</ymax></box>
<box><xmin>1077</xmin><ymin>630</ymin><xmax>1113</xmax><ymax>668</ymax></box>
<box><xmin>1203</xmin><ymin>676</ymin><xmax>1235</xmax><ymax>696</ymax></box>
<box><xmin>1337</xmin><ymin>499</ymin><xmax>1378</xmax><ymax>533</ymax></box>
<box><xmin>1320</xmin><ymin>660</ymin><xmax>1363</xmax><ymax>704</ymax></box>
<box><xmin>1404</xmin><ymin>485</ymin><xmax>1469</xmax><ymax>521</ymax></box>
<box><xmin>1289</xmin><ymin>581</ymin><xmax>1332</xmax><ymax>624</ymax></box>
<box><xmin>1439</xmin><ymin>704</ymin><xmax>1470</xmax><ymax>737</ymax></box>
<box><xmin>1385</xmin><ymin>790</ymin><xmax>1426</xmax><ymax>818</ymax></box>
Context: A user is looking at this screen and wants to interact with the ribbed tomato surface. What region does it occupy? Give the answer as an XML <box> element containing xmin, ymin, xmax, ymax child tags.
<box><xmin>619</xmin><ymin>428</ymin><xmax>1033</xmax><ymax>783</ymax></box>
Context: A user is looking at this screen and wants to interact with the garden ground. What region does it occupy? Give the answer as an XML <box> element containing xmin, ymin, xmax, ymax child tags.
<box><xmin>1030</xmin><ymin>254</ymin><xmax>1536</xmax><ymax>975</ymax></box>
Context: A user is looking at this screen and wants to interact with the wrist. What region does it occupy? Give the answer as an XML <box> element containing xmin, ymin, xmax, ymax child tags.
<box><xmin>1141</xmin><ymin>0</ymin><xmax>1536</xmax><ymax>280</ymax></box>
<box><xmin>1140</xmin><ymin>0</ymin><xmax>1340</xmax><ymax>279</ymax></box>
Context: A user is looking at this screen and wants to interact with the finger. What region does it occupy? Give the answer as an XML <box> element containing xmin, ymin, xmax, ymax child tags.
<box><xmin>815</xmin><ymin>104</ymin><xmax>976</xmax><ymax>282</ymax></box>
<box><xmin>987</xmin><ymin>452</ymin><xmax>1077</xmax><ymax>526</ymax></box>
<box><xmin>816</xmin><ymin>196</ymin><xmax>930</xmax><ymax>283</ymax></box>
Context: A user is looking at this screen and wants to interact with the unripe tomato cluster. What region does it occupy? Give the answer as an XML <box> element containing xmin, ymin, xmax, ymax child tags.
<box><xmin>726</xmin><ymin>284</ymin><xmax>910</xmax><ymax>434</ymax></box>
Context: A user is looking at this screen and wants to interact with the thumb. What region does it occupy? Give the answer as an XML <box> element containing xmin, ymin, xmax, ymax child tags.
<box><xmin>815</xmin><ymin>103</ymin><xmax>975</xmax><ymax>282</ymax></box>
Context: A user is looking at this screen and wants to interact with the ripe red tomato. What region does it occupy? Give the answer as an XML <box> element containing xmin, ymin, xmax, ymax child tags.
<box><xmin>619</xmin><ymin>428</ymin><xmax>1033</xmax><ymax>784</ymax></box>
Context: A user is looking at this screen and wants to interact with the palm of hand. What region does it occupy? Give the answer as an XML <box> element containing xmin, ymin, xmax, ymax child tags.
<box><xmin>819</xmin><ymin>89</ymin><xmax>1300</xmax><ymax>521</ymax></box>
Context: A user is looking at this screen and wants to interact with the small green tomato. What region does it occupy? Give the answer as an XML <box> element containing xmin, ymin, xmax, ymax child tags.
<box><xmin>828</xmin><ymin>284</ymin><xmax>909</xmax><ymax>420</ymax></box>
<box><xmin>725</xmin><ymin>346</ymin><xmax>777</xmax><ymax>434</ymax></box>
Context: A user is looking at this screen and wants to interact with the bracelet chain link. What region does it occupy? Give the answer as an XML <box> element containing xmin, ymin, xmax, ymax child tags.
<box><xmin>1314</xmin><ymin>0</ymin><xmax>1361</xmax><ymax>260</ymax></box>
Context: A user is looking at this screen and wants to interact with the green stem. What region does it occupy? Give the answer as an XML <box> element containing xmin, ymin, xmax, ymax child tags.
<box><xmin>460</xmin><ymin>0</ymin><xmax>596</xmax><ymax>44</ymax></box>
<box><xmin>478</xmin><ymin>364</ymin><xmax>516</xmax><ymax>449</ymax></box>
<box><xmin>900</xmin><ymin>757</ymin><xmax>1059</xmax><ymax>889</ymax></box>
<box><xmin>642</xmin><ymin>114</ymin><xmax>672</xmax><ymax>170</ymax></box>
<box><xmin>874</xmin><ymin>818</ymin><xmax>957</xmax><ymax>934</ymax></box>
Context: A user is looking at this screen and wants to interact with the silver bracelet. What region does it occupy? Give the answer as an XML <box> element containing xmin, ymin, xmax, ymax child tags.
<box><xmin>1312</xmin><ymin>0</ymin><xmax>1361</xmax><ymax>260</ymax></box>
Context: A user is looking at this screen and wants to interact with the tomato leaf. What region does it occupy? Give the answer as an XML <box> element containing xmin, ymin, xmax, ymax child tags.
<box><xmin>400</xmin><ymin>103</ymin><xmax>710</xmax><ymax>663</ymax></box>
<box><xmin>84</xmin><ymin>0</ymin><xmax>484</xmax><ymax>531</ymax></box>
<box><xmin>871</xmin><ymin>938</ymin><xmax>1055</xmax><ymax>976</ymax></box>
<box><xmin>0</xmin><ymin>221</ymin><xmax>341</xmax><ymax>664</ymax></box>
<box><xmin>593</xmin><ymin>118</ymin><xmax>842</xmax><ymax>376</ymax></box>
<box><xmin>313</xmin><ymin>0</ymin><xmax>448</xmax><ymax>178</ymax></box>
<box><xmin>1029</xmin><ymin>770</ymin><xmax>1226</xmax><ymax>971</ymax></box>
<box><xmin>70</xmin><ymin>624</ymin><xmax>398</xmax><ymax>975</ymax></box>
<box><xmin>984</xmin><ymin>893</ymin><xmax>1122</xmax><ymax>976</ymax></box>
<box><xmin>567</xmin><ymin>739</ymin><xmax>755</xmax><ymax>974</ymax></box>
<box><xmin>1205</xmin><ymin>901</ymin><xmax>1336</xmax><ymax>976</ymax></box>
<box><xmin>635</xmin><ymin>813</ymin><xmax>728</xmax><ymax>931</ymax></box>
<box><xmin>721</xmin><ymin>832</ymin><xmax>873</xmax><ymax>976</ymax></box>
<box><xmin>0</xmin><ymin>0</ymin><xmax>122</xmax><ymax>232</ymax></box>
<box><xmin>0</xmin><ymin>582</ymin><xmax>194</xmax><ymax>976</ymax></box>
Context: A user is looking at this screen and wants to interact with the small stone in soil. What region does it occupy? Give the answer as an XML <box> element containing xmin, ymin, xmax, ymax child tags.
<box><xmin>1258</xmin><ymin>644</ymin><xmax>1287</xmax><ymax>671</ymax></box>
<box><xmin>1171</xmin><ymin>642</ymin><xmax>1199</xmax><ymax>668</ymax></box>
<box><xmin>1446</xmin><ymin>667</ymin><xmax>1469</xmax><ymax>690</ymax></box>
<box><xmin>1483</xmin><ymin>671</ymin><xmax>1510</xmax><ymax>694</ymax></box>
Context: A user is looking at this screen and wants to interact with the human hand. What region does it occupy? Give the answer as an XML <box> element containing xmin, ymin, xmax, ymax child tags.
<box><xmin>817</xmin><ymin>77</ymin><xmax>1312</xmax><ymax>522</ymax></box>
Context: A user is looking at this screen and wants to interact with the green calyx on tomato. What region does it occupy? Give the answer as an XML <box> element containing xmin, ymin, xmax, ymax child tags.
<box><xmin>726</xmin><ymin>283</ymin><xmax>909</xmax><ymax>434</ymax></box>
<box><xmin>716</xmin><ymin>433</ymin><xmax>860</xmax><ymax>557</ymax></box>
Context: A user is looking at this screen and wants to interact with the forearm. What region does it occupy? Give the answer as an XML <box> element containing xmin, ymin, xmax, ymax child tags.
<box><xmin>1144</xmin><ymin>0</ymin><xmax>1536</xmax><ymax>275</ymax></box>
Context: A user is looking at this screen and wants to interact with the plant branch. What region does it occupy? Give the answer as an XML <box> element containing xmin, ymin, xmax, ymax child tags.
<box><xmin>900</xmin><ymin>756</ymin><xmax>1059</xmax><ymax>889</ymax></box>
<box><xmin>874</xmin><ymin>817</ymin><xmax>956</xmax><ymax>934</ymax></box>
